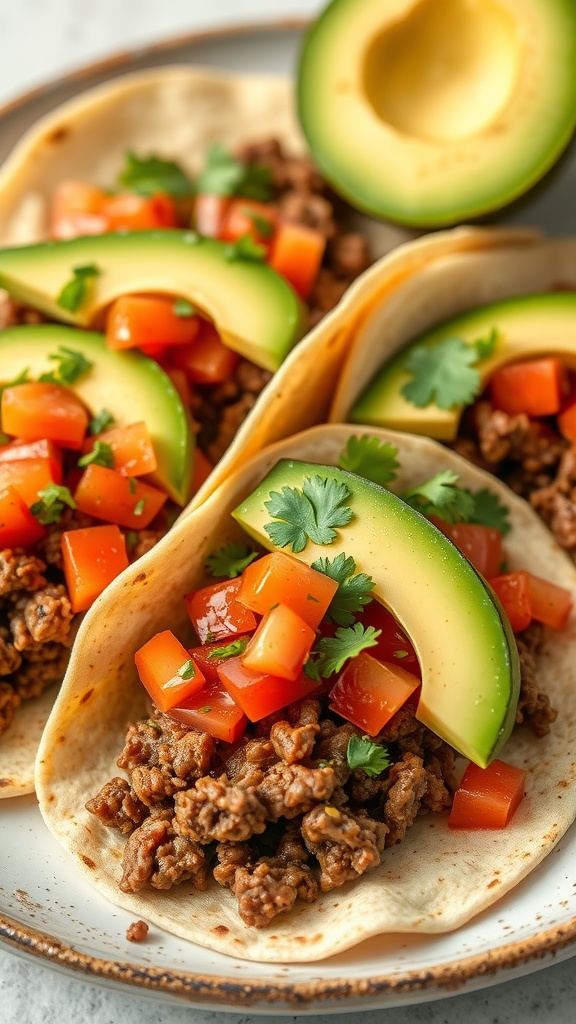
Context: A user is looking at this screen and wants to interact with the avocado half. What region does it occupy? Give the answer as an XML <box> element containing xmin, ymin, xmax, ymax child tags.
<box><xmin>351</xmin><ymin>291</ymin><xmax>576</xmax><ymax>439</ymax></box>
<box><xmin>297</xmin><ymin>0</ymin><xmax>576</xmax><ymax>226</ymax></box>
<box><xmin>233</xmin><ymin>459</ymin><xmax>520</xmax><ymax>767</ymax></box>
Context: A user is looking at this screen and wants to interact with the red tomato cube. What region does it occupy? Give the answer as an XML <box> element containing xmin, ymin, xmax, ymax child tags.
<box><xmin>73</xmin><ymin>463</ymin><xmax>167</xmax><ymax>529</ymax></box>
<box><xmin>526</xmin><ymin>572</ymin><xmax>573</xmax><ymax>630</ymax></box>
<box><xmin>449</xmin><ymin>759</ymin><xmax>527</xmax><ymax>829</ymax></box>
<box><xmin>489</xmin><ymin>358</ymin><xmax>564</xmax><ymax>417</ymax></box>
<box><xmin>0</xmin><ymin>485</ymin><xmax>46</xmax><ymax>548</ymax></box>
<box><xmin>1</xmin><ymin>382</ymin><xmax>89</xmax><ymax>449</ymax></box>
<box><xmin>488</xmin><ymin>572</ymin><xmax>532</xmax><ymax>632</ymax></box>
<box><xmin>61</xmin><ymin>524</ymin><xmax>129</xmax><ymax>613</ymax></box>
<box><xmin>0</xmin><ymin>456</ymin><xmax>62</xmax><ymax>507</ymax></box>
<box><xmin>237</xmin><ymin>551</ymin><xmax>338</xmax><ymax>629</ymax></box>
<box><xmin>185</xmin><ymin>577</ymin><xmax>258</xmax><ymax>644</ymax></box>
<box><xmin>329</xmin><ymin>651</ymin><xmax>420</xmax><ymax>736</ymax></box>
<box><xmin>218</xmin><ymin>657</ymin><xmax>319</xmax><ymax>722</ymax></box>
<box><xmin>135</xmin><ymin>629</ymin><xmax>206</xmax><ymax>713</ymax></box>
<box><xmin>188</xmin><ymin>635</ymin><xmax>254</xmax><ymax>685</ymax></box>
<box><xmin>170</xmin><ymin>676</ymin><xmax>247</xmax><ymax>743</ymax></box>
<box><xmin>242</xmin><ymin>604</ymin><xmax>316</xmax><ymax>681</ymax></box>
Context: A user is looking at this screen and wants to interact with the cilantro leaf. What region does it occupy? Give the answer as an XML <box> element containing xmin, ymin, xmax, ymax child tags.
<box><xmin>196</xmin><ymin>144</ymin><xmax>272</xmax><ymax>201</ymax></box>
<box><xmin>173</xmin><ymin>299</ymin><xmax>196</xmax><ymax>318</ymax></box>
<box><xmin>469</xmin><ymin>487</ymin><xmax>511</xmax><ymax>535</ymax></box>
<box><xmin>30</xmin><ymin>483</ymin><xmax>76</xmax><ymax>525</ymax></box>
<box><xmin>242</xmin><ymin>207</ymin><xmax>274</xmax><ymax>238</ymax></box>
<box><xmin>338</xmin><ymin>434</ymin><xmax>400</xmax><ymax>487</ymax></box>
<box><xmin>133</xmin><ymin>498</ymin><xmax>146</xmax><ymax>517</ymax></box>
<box><xmin>177</xmin><ymin>659</ymin><xmax>196</xmax><ymax>680</ymax></box>
<box><xmin>77</xmin><ymin>440</ymin><xmax>114</xmax><ymax>469</ymax></box>
<box><xmin>311</xmin><ymin>552</ymin><xmax>374</xmax><ymax>627</ymax></box>
<box><xmin>473</xmin><ymin>327</ymin><xmax>498</xmax><ymax>360</ymax></box>
<box><xmin>346</xmin><ymin>735</ymin><xmax>391</xmax><ymax>777</ymax></box>
<box><xmin>118</xmin><ymin>151</ymin><xmax>193</xmax><ymax>197</ymax></box>
<box><xmin>402</xmin><ymin>471</ymin><xmax>475</xmax><ymax>524</ymax></box>
<box><xmin>224</xmin><ymin>234</ymin><xmax>266</xmax><ymax>263</ymax></box>
<box><xmin>307</xmin><ymin>622</ymin><xmax>380</xmax><ymax>679</ymax></box>
<box><xmin>207</xmin><ymin>638</ymin><xmax>250</xmax><ymax>660</ymax></box>
<box><xmin>38</xmin><ymin>346</ymin><xmax>93</xmax><ymax>385</ymax></box>
<box><xmin>89</xmin><ymin>409</ymin><xmax>114</xmax><ymax>435</ymax></box>
<box><xmin>264</xmin><ymin>476</ymin><xmax>353</xmax><ymax>553</ymax></box>
<box><xmin>401</xmin><ymin>336</ymin><xmax>484</xmax><ymax>410</ymax></box>
<box><xmin>206</xmin><ymin>543</ymin><xmax>260</xmax><ymax>579</ymax></box>
<box><xmin>56</xmin><ymin>264</ymin><xmax>100</xmax><ymax>313</ymax></box>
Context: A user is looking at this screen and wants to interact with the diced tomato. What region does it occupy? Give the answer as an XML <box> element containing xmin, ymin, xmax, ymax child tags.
<box><xmin>100</xmin><ymin>192</ymin><xmax>178</xmax><ymax>231</ymax></box>
<box><xmin>190</xmin><ymin>449</ymin><xmax>213</xmax><ymax>496</ymax></box>
<box><xmin>170</xmin><ymin>675</ymin><xmax>247</xmax><ymax>743</ymax></box>
<box><xmin>431</xmin><ymin>518</ymin><xmax>503</xmax><ymax>578</ymax></box>
<box><xmin>135</xmin><ymin>629</ymin><xmax>206</xmax><ymax>713</ymax></box>
<box><xmin>488</xmin><ymin>571</ymin><xmax>532</xmax><ymax>632</ymax></box>
<box><xmin>0</xmin><ymin>456</ymin><xmax>62</xmax><ymax>507</ymax></box>
<box><xmin>1</xmin><ymin>382</ymin><xmax>89</xmax><ymax>450</ymax></box>
<box><xmin>194</xmin><ymin>194</ymin><xmax>231</xmax><ymax>238</ymax></box>
<box><xmin>237</xmin><ymin>551</ymin><xmax>338</xmax><ymax>630</ymax></box>
<box><xmin>105</xmin><ymin>295</ymin><xmax>201</xmax><ymax>352</ymax></box>
<box><xmin>61</xmin><ymin>524</ymin><xmax>129</xmax><ymax>613</ymax></box>
<box><xmin>168</xmin><ymin>322</ymin><xmax>239</xmax><ymax>385</ymax></box>
<box><xmin>51</xmin><ymin>180</ymin><xmax>109</xmax><ymax>240</ymax></box>
<box><xmin>489</xmin><ymin>358</ymin><xmax>565</xmax><ymax>417</ymax></box>
<box><xmin>354</xmin><ymin>600</ymin><xmax>420</xmax><ymax>677</ymax></box>
<box><xmin>328</xmin><ymin>651</ymin><xmax>420</xmax><ymax>735</ymax></box>
<box><xmin>220</xmin><ymin>199</ymin><xmax>278</xmax><ymax>249</ymax></box>
<box><xmin>218</xmin><ymin>657</ymin><xmax>319</xmax><ymax>722</ymax></box>
<box><xmin>0</xmin><ymin>437</ymin><xmax>63</xmax><ymax>482</ymax></box>
<box><xmin>242</xmin><ymin>604</ymin><xmax>316</xmax><ymax>681</ymax></box>
<box><xmin>188</xmin><ymin>635</ymin><xmax>253</xmax><ymax>685</ymax></box>
<box><xmin>526</xmin><ymin>572</ymin><xmax>573</xmax><ymax>629</ymax></box>
<box><xmin>185</xmin><ymin>577</ymin><xmax>258</xmax><ymax>644</ymax></box>
<box><xmin>73</xmin><ymin>463</ymin><xmax>168</xmax><ymax>529</ymax></box>
<box><xmin>81</xmin><ymin>421</ymin><xmax>157</xmax><ymax>477</ymax></box>
<box><xmin>0</xmin><ymin>485</ymin><xmax>46</xmax><ymax>547</ymax></box>
<box><xmin>268</xmin><ymin>221</ymin><xmax>325</xmax><ymax>300</ymax></box>
<box><xmin>449</xmin><ymin>758</ymin><xmax>527</xmax><ymax>829</ymax></box>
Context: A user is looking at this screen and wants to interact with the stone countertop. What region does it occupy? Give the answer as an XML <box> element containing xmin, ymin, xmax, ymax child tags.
<box><xmin>1</xmin><ymin>1</ymin><xmax>576</xmax><ymax>1021</ymax></box>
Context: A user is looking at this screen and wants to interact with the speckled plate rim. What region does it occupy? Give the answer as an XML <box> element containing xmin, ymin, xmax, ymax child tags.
<box><xmin>2</xmin><ymin>14</ymin><xmax>576</xmax><ymax>1013</ymax></box>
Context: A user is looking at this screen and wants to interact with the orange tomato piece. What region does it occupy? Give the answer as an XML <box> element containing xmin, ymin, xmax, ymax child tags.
<box><xmin>432</xmin><ymin>519</ymin><xmax>503</xmax><ymax>578</ymax></box>
<box><xmin>526</xmin><ymin>572</ymin><xmax>573</xmax><ymax>630</ymax></box>
<box><xmin>237</xmin><ymin>551</ymin><xmax>338</xmax><ymax>629</ymax></box>
<box><xmin>488</xmin><ymin>572</ymin><xmax>532</xmax><ymax>632</ymax></box>
<box><xmin>194</xmin><ymin>194</ymin><xmax>232</xmax><ymax>238</ymax></box>
<box><xmin>185</xmin><ymin>577</ymin><xmax>258</xmax><ymax>645</ymax></box>
<box><xmin>242</xmin><ymin>604</ymin><xmax>316</xmax><ymax>681</ymax></box>
<box><xmin>187</xmin><ymin>635</ymin><xmax>254</xmax><ymax>685</ymax></box>
<box><xmin>135</xmin><ymin>629</ymin><xmax>206</xmax><ymax>713</ymax></box>
<box><xmin>61</xmin><ymin>524</ymin><xmax>129</xmax><ymax>613</ymax></box>
<box><xmin>0</xmin><ymin>437</ymin><xmax>63</xmax><ymax>480</ymax></box>
<box><xmin>219</xmin><ymin>199</ymin><xmax>278</xmax><ymax>248</ymax></box>
<box><xmin>73</xmin><ymin>463</ymin><xmax>168</xmax><ymax>528</ymax></box>
<box><xmin>0</xmin><ymin>485</ymin><xmax>46</xmax><ymax>547</ymax></box>
<box><xmin>81</xmin><ymin>421</ymin><xmax>157</xmax><ymax>477</ymax></box>
<box><xmin>268</xmin><ymin>221</ymin><xmax>325</xmax><ymax>300</ymax></box>
<box><xmin>168</xmin><ymin>322</ymin><xmax>239</xmax><ymax>385</ymax></box>
<box><xmin>489</xmin><ymin>357</ymin><xmax>565</xmax><ymax>417</ymax></box>
<box><xmin>449</xmin><ymin>759</ymin><xmax>526</xmax><ymax>829</ymax></box>
<box><xmin>328</xmin><ymin>652</ymin><xmax>420</xmax><ymax>736</ymax></box>
<box><xmin>100</xmin><ymin>192</ymin><xmax>178</xmax><ymax>231</ymax></box>
<box><xmin>105</xmin><ymin>295</ymin><xmax>201</xmax><ymax>352</ymax></box>
<box><xmin>50</xmin><ymin>180</ymin><xmax>109</xmax><ymax>240</ymax></box>
<box><xmin>1</xmin><ymin>382</ymin><xmax>89</xmax><ymax>450</ymax></box>
<box><xmin>0</xmin><ymin>456</ymin><xmax>62</xmax><ymax>507</ymax></box>
<box><xmin>354</xmin><ymin>601</ymin><xmax>421</xmax><ymax>677</ymax></box>
<box><xmin>218</xmin><ymin>657</ymin><xmax>319</xmax><ymax>722</ymax></box>
<box><xmin>170</xmin><ymin>675</ymin><xmax>247</xmax><ymax>743</ymax></box>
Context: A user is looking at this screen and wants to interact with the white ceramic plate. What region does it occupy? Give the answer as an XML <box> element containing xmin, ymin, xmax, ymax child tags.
<box><xmin>2</xmin><ymin>18</ymin><xmax>576</xmax><ymax>1015</ymax></box>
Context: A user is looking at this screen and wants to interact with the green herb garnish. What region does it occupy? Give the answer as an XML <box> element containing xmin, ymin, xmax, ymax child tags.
<box><xmin>346</xmin><ymin>734</ymin><xmax>391</xmax><ymax>777</ymax></box>
<box><xmin>402</xmin><ymin>471</ymin><xmax>475</xmax><ymax>524</ymax></box>
<box><xmin>38</xmin><ymin>346</ymin><xmax>93</xmax><ymax>385</ymax></box>
<box><xmin>311</xmin><ymin>552</ymin><xmax>374</xmax><ymax>627</ymax></box>
<box><xmin>224</xmin><ymin>234</ymin><xmax>266</xmax><ymax>263</ymax></box>
<box><xmin>173</xmin><ymin>299</ymin><xmax>196</xmax><ymax>318</ymax></box>
<box><xmin>243</xmin><ymin>208</ymin><xmax>274</xmax><ymax>238</ymax></box>
<box><xmin>177</xmin><ymin>660</ymin><xmax>196</xmax><ymax>680</ymax></box>
<box><xmin>77</xmin><ymin>440</ymin><xmax>114</xmax><ymax>469</ymax></box>
<box><xmin>338</xmin><ymin>435</ymin><xmax>400</xmax><ymax>487</ymax></box>
<box><xmin>264</xmin><ymin>476</ymin><xmax>353</xmax><ymax>553</ymax></box>
<box><xmin>30</xmin><ymin>483</ymin><xmax>76</xmax><ymax>525</ymax></box>
<box><xmin>89</xmin><ymin>409</ymin><xmax>114</xmax><ymax>435</ymax></box>
<box><xmin>118</xmin><ymin>151</ymin><xmax>193</xmax><ymax>197</ymax></box>
<box><xmin>128</xmin><ymin>477</ymin><xmax>138</xmax><ymax>495</ymax></box>
<box><xmin>206</xmin><ymin>543</ymin><xmax>260</xmax><ymax>579</ymax></box>
<box><xmin>305</xmin><ymin>622</ymin><xmax>380</xmax><ymax>680</ymax></box>
<box><xmin>133</xmin><ymin>498</ymin><xmax>146</xmax><ymax>517</ymax></box>
<box><xmin>469</xmin><ymin>487</ymin><xmax>511</xmax><ymax>534</ymax></box>
<box><xmin>207</xmin><ymin>638</ymin><xmax>249</xmax><ymax>660</ymax></box>
<box><xmin>196</xmin><ymin>143</ymin><xmax>272</xmax><ymax>201</ymax></box>
<box><xmin>401</xmin><ymin>330</ymin><xmax>497</xmax><ymax>410</ymax></box>
<box><xmin>56</xmin><ymin>265</ymin><xmax>100</xmax><ymax>314</ymax></box>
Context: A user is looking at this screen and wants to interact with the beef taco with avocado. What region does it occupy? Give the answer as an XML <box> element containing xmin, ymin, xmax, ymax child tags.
<box><xmin>0</xmin><ymin>66</ymin><xmax>538</xmax><ymax>797</ymax></box>
<box><xmin>35</xmin><ymin>423</ymin><xmax>576</xmax><ymax>962</ymax></box>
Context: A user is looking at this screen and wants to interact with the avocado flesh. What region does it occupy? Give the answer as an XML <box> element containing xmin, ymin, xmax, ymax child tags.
<box><xmin>0</xmin><ymin>231</ymin><xmax>304</xmax><ymax>372</ymax></box>
<box><xmin>233</xmin><ymin>459</ymin><xmax>520</xmax><ymax>767</ymax></box>
<box><xmin>298</xmin><ymin>0</ymin><xmax>576</xmax><ymax>226</ymax></box>
<box><xmin>351</xmin><ymin>292</ymin><xmax>576</xmax><ymax>440</ymax></box>
<box><xmin>0</xmin><ymin>324</ymin><xmax>194</xmax><ymax>505</ymax></box>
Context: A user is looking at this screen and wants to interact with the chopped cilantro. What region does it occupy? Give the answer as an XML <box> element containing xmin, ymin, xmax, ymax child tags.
<box><xmin>401</xmin><ymin>329</ymin><xmax>497</xmax><ymax>410</ymax></box>
<box><xmin>206</xmin><ymin>543</ymin><xmax>260</xmax><ymax>579</ymax></box>
<box><xmin>173</xmin><ymin>299</ymin><xmax>196</xmax><ymax>318</ymax></box>
<box><xmin>264</xmin><ymin>476</ymin><xmax>353</xmax><ymax>553</ymax></box>
<box><xmin>199</xmin><ymin>706</ymin><xmax>212</xmax><ymax>713</ymax></box>
<box><xmin>89</xmin><ymin>409</ymin><xmax>114</xmax><ymax>435</ymax></box>
<box><xmin>77</xmin><ymin>440</ymin><xmax>114</xmax><ymax>469</ymax></box>
<box><xmin>224</xmin><ymin>234</ymin><xmax>266</xmax><ymax>263</ymax></box>
<box><xmin>207</xmin><ymin>638</ymin><xmax>249</xmax><ymax>660</ymax></box>
<box><xmin>126</xmin><ymin>530</ymin><xmax>139</xmax><ymax>549</ymax></box>
<box><xmin>242</xmin><ymin>207</ymin><xmax>274</xmax><ymax>238</ymax></box>
<box><xmin>402</xmin><ymin>471</ymin><xmax>475</xmax><ymax>524</ymax></box>
<box><xmin>306</xmin><ymin>622</ymin><xmax>380</xmax><ymax>680</ymax></box>
<box><xmin>394</xmin><ymin>649</ymin><xmax>409</xmax><ymax>659</ymax></box>
<box><xmin>469</xmin><ymin>487</ymin><xmax>511</xmax><ymax>535</ymax></box>
<box><xmin>338</xmin><ymin>435</ymin><xmax>400</xmax><ymax>487</ymax></box>
<box><xmin>196</xmin><ymin>143</ymin><xmax>272</xmax><ymax>201</ymax></box>
<box><xmin>128</xmin><ymin>477</ymin><xmax>138</xmax><ymax>495</ymax></box>
<box><xmin>118</xmin><ymin>151</ymin><xmax>193</xmax><ymax>197</ymax></box>
<box><xmin>38</xmin><ymin>346</ymin><xmax>93</xmax><ymax>385</ymax></box>
<box><xmin>311</xmin><ymin>552</ymin><xmax>374</xmax><ymax>627</ymax></box>
<box><xmin>346</xmin><ymin>735</ymin><xmax>390</xmax><ymax>777</ymax></box>
<box><xmin>30</xmin><ymin>483</ymin><xmax>76</xmax><ymax>525</ymax></box>
<box><xmin>177</xmin><ymin>660</ymin><xmax>196</xmax><ymax>680</ymax></box>
<box><xmin>133</xmin><ymin>498</ymin><xmax>146</xmax><ymax>517</ymax></box>
<box><xmin>56</xmin><ymin>264</ymin><xmax>100</xmax><ymax>313</ymax></box>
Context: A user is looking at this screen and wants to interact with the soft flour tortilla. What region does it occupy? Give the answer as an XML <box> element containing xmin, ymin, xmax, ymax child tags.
<box><xmin>36</xmin><ymin>424</ymin><xmax>576</xmax><ymax>963</ymax></box>
<box><xmin>0</xmin><ymin>66</ymin><xmax>545</xmax><ymax>796</ymax></box>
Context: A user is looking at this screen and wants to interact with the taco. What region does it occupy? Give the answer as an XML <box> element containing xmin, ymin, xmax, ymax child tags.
<box><xmin>0</xmin><ymin>66</ymin><xmax>541</xmax><ymax>797</ymax></box>
<box><xmin>35</xmin><ymin>423</ymin><xmax>576</xmax><ymax>962</ymax></box>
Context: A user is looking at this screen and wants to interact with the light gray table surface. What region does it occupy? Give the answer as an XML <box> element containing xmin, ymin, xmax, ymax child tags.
<box><xmin>1</xmin><ymin>2</ymin><xmax>576</xmax><ymax>1021</ymax></box>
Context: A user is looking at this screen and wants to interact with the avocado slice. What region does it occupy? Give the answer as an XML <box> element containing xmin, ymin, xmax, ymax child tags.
<box><xmin>233</xmin><ymin>459</ymin><xmax>520</xmax><ymax>767</ymax></box>
<box><xmin>298</xmin><ymin>0</ymin><xmax>576</xmax><ymax>226</ymax></box>
<box><xmin>351</xmin><ymin>292</ymin><xmax>576</xmax><ymax>440</ymax></box>
<box><xmin>0</xmin><ymin>230</ymin><xmax>304</xmax><ymax>372</ymax></box>
<box><xmin>0</xmin><ymin>324</ymin><xmax>194</xmax><ymax>505</ymax></box>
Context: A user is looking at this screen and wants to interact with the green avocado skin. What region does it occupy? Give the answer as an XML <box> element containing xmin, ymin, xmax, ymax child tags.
<box><xmin>232</xmin><ymin>458</ymin><xmax>520</xmax><ymax>767</ymax></box>
<box><xmin>0</xmin><ymin>324</ymin><xmax>194</xmax><ymax>506</ymax></box>
<box><xmin>0</xmin><ymin>230</ymin><xmax>304</xmax><ymax>372</ymax></box>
